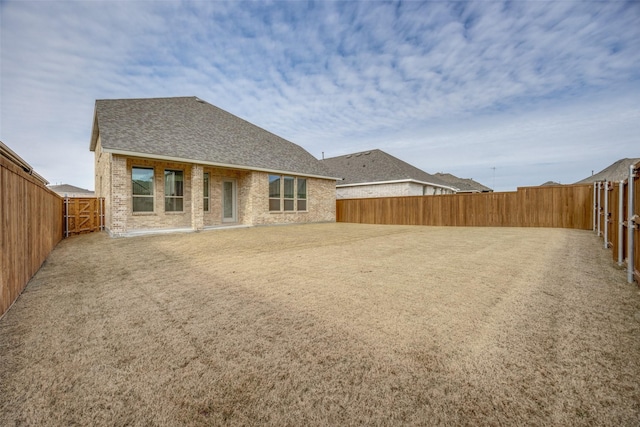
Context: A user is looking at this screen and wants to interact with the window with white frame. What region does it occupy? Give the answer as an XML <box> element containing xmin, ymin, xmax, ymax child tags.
<box><xmin>132</xmin><ymin>167</ymin><xmax>154</xmax><ymax>212</ymax></box>
<box><xmin>269</xmin><ymin>175</ymin><xmax>307</xmax><ymax>212</ymax></box>
<box><xmin>164</xmin><ymin>169</ymin><xmax>184</xmax><ymax>212</ymax></box>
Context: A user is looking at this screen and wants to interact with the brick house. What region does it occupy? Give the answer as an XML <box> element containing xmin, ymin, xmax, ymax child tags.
<box><xmin>321</xmin><ymin>149</ymin><xmax>457</xmax><ymax>199</ymax></box>
<box><xmin>90</xmin><ymin>97</ymin><xmax>337</xmax><ymax>237</ymax></box>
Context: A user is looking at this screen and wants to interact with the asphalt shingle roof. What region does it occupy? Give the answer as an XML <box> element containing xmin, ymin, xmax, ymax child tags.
<box><xmin>433</xmin><ymin>172</ymin><xmax>492</xmax><ymax>192</ymax></box>
<box><xmin>90</xmin><ymin>97</ymin><xmax>334</xmax><ymax>179</ymax></box>
<box><xmin>574</xmin><ymin>158</ymin><xmax>640</xmax><ymax>184</ymax></box>
<box><xmin>48</xmin><ymin>184</ymin><xmax>95</xmax><ymax>196</ymax></box>
<box><xmin>321</xmin><ymin>149</ymin><xmax>455</xmax><ymax>189</ymax></box>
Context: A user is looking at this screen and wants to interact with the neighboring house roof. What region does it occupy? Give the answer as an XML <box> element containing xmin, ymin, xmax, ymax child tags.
<box><xmin>321</xmin><ymin>149</ymin><xmax>457</xmax><ymax>190</ymax></box>
<box><xmin>1</xmin><ymin>140</ymin><xmax>49</xmax><ymax>185</ymax></box>
<box><xmin>89</xmin><ymin>96</ymin><xmax>335</xmax><ymax>179</ymax></box>
<box><xmin>48</xmin><ymin>184</ymin><xmax>95</xmax><ymax>197</ymax></box>
<box><xmin>574</xmin><ymin>158</ymin><xmax>640</xmax><ymax>184</ymax></box>
<box><xmin>540</xmin><ymin>181</ymin><xmax>562</xmax><ymax>186</ymax></box>
<box><xmin>433</xmin><ymin>172</ymin><xmax>493</xmax><ymax>193</ymax></box>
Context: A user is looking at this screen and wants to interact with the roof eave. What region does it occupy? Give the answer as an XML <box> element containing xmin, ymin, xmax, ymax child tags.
<box><xmin>102</xmin><ymin>148</ymin><xmax>340</xmax><ymax>181</ymax></box>
<box><xmin>337</xmin><ymin>178</ymin><xmax>458</xmax><ymax>192</ymax></box>
<box><xmin>89</xmin><ymin>106</ymin><xmax>99</xmax><ymax>152</ymax></box>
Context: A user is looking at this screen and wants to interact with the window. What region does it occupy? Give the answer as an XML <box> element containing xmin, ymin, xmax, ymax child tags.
<box><xmin>203</xmin><ymin>173</ymin><xmax>210</xmax><ymax>211</ymax></box>
<box><xmin>297</xmin><ymin>178</ymin><xmax>307</xmax><ymax>211</ymax></box>
<box><xmin>132</xmin><ymin>167</ymin><xmax>154</xmax><ymax>212</ymax></box>
<box><xmin>269</xmin><ymin>175</ymin><xmax>307</xmax><ymax>212</ymax></box>
<box><xmin>283</xmin><ymin>176</ymin><xmax>295</xmax><ymax>211</ymax></box>
<box><xmin>269</xmin><ymin>175</ymin><xmax>281</xmax><ymax>211</ymax></box>
<box><xmin>164</xmin><ymin>170</ymin><xmax>184</xmax><ymax>212</ymax></box>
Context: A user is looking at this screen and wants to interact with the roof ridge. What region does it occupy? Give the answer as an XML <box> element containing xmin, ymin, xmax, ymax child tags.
<box><xmin>96</xmin><ymin>96</ymin><xmax>197</xmax><ymax>102</ymax></box>
<box><xmin>321</xmin><ymin>148</ymin><xmax>381</xmax><ymax>161</ymax></box>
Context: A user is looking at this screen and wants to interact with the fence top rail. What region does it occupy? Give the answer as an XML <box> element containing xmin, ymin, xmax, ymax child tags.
<box><xmin>0</xmin><ymin>141</ymin><xmax>49</xmax><ymax>185</ymax></box>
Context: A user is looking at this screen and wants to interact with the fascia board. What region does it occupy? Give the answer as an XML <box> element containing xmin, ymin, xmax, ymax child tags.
<box><xmin>337</xmin><ymin>179</ymin><xmax>459</xmax><ymax>192</ymax></box>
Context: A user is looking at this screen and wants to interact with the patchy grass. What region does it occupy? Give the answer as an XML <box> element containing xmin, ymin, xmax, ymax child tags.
<box><xmin>1</xmin><ymin>223</ymin><xmax>639</xmax><ymax>426</ymax></box>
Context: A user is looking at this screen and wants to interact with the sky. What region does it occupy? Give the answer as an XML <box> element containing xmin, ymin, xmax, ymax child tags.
<box><xmin>1</xmin><ymin>0</ymin><xmax>639</xmax><ymax>192</ymax></box>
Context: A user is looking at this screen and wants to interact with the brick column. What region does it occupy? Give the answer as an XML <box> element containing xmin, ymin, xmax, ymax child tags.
<box><xmin>110</xmin><ymin>155</ymin><xmax>128</xmax><ymax>236</ymax></box>
<box><xmin>191</xmin><ymin>164</ymin><xmax>204</xmax><ymax>231</ymax></box>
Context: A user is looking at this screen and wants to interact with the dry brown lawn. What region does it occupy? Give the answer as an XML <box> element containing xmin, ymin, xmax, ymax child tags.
<box><xmin>1</xmin><ymin>223</ymin><xmax>639</xmax><ymax>426</ymax></box>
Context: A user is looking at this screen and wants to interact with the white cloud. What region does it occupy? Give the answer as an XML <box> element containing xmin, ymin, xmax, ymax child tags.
<box><xmin>1</xmin><ymin>0</ymin><xmax>638</xmax><ymax>191</ymax></box>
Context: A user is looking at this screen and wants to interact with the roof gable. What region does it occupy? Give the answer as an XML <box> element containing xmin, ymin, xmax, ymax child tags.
<box><xmin>90</xmin><ymin>97</ymin><xmax>334</xmax><ymax>179</ymax></box>
<box><xmin>321</xmin><ymin>149</ymin><xmax>454</xmax><ymax>189</ymax></box>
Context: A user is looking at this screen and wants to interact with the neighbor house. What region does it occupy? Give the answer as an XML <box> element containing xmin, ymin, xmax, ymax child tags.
<box><xmin>321</xmin><ymin>149</ymin><xmax>457</xmax><ymax>199</ymax></box>
<box><xmin>574</xmin><ymin>158</ymin><xmax>640</xmax><ymax>184</ymax></box>
<box><xmin>90</xmin><ymin>97</ymin><xmax>337</xmax><ymax>237</ymax></box>
<box><xmin>48</xmin><ymin>184</ymin><xmax>95</xmax><ymax>198</ymax></box>
<box><xmin>433</xmin><ymin>173</ymin><xmax>492</xmax><ymax>193</ymax></box>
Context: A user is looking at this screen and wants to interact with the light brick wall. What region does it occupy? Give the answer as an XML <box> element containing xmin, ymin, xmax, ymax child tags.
<box><xmin>110</xmin><ymin>155</ymin><xmax>129</xmax><ymax>236</ymax></box>
<box><xmin>336</xmin><ymin>182</ymin><xmax>454</xmax><ymax>199</ymax></box>
<box><xmin>124</xmin><ymin>158</ymin><xmax>193</xmax><ymax>233</ymax></box>
<box><xmin>191</xmin><ymin>165</ymin><xmax>204</xmax><ymax>230</ymax></box>
<box><xmin>94</xmin><ymin>137</ymin><xmax>113</xmax><ymax>231</ymax></box>
<box><xmin>202</xmin><ymin>167</ymin><xmax>249</xmax><ymax>227</ymax></box>
<box><xmin>248</xmin><ymin>171</ymin><xmax>335</xmax><ymax>225</ymax></box>
<box><xmin>96</xmin><ymin>155</ymin><xmax>336</xmax><ymax>236</ymax></box>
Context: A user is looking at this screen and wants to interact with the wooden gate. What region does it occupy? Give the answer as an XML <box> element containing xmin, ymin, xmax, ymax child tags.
<box><xmin>64</xmin><ymin>197</ymin><xmax>104</xmax><ymax>237</ymax></box>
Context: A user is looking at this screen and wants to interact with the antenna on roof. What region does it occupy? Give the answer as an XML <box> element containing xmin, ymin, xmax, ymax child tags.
<box><xmin>491</xmin><ymin>166</ymin><xmax>496</xmax><ymax>190</ymax></box>
<box><xmin>322</xmin><ymin>152</ymin><xmax>324</xmax><ymax>160</ymax></box>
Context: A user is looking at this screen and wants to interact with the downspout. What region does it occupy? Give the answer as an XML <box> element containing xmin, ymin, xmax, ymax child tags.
<box><xmin>628</xmin><ymin>165</ymin><xmax>636</xmax><ymax>284</ymax></box>
<box><xmin>604</xmin><ymin>180</ymin><xmax>608</xmax><ymax>248</ymax></box>
<box><xmin>100</xmin><ymin>197</ymin><xmax>105</xmax><ymax>231</ymax></box>
<box><xmin>618</xmin><ymin>180</ymin><xmax>624</xmax><ymax>266</ymax></box>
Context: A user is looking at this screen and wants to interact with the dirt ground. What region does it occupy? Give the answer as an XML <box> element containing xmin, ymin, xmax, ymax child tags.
<box><xmin>1</xmin><ymin>223</ymin><xmax>639</xmax><ymax>426</ymax></box>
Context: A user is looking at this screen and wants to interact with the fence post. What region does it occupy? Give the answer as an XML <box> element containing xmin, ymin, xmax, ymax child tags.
<box><xmin>593</xmin><ymin>183</ymin><xmax>597</xmax><ymax>231</ymax></box>
<box><xmin>628</xmin><ymin>165</ymin><xmax>636</xmax><ymax>284</ymax></box>
<box><xmin>597</xmin><ymin>181</ymin><xmax>601</xmax><ymax>237</ymax></box>
<box><xmin>604</xmin><ymin>181</ymin><xmax>608</xmax><ymax>248</ymax></box>
<box><xmin>618</xmin><ymin>180</ymin><xmax>625</xmax><ymax>266</ymax></box>
<box><xmin>64</xmin><ymin>196</ymin><xmax>69</xmax><ymax>238</ymax></box>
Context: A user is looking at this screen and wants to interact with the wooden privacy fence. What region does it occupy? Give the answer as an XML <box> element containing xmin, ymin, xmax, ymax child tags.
<box><xmin>593</xmin><ymin>161</ymin><xmax>640</xmax><ymax>285</ymax></box>
<box><xmin>64</xmin><ymin>197</ymin><xmax>104</xmax><ymax>237</ymax></box>
<box><xmin>1</xmin><ymin>146</ymin><xmax>64</xmax><ymax>318</ymax></box>
<box><xmin>337</xmin><ymin>184</ymin><xmax>593</xmax><ymax>229</ymax></box>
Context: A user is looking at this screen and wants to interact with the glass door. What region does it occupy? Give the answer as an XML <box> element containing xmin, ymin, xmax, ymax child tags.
<box><xmin>222</xmin><ymin>180</ymin><xmax>236</xmax><ymax>222</ymax></box>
